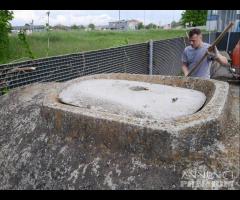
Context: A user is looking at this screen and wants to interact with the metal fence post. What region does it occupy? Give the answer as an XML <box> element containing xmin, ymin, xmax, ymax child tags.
<box><xmin>149</xmin><ymin>40</ymin><xmax>153</xmax><ymax>75</ymax></box>
<box><xmin>226</xmin><ymin>31</ymin><xmax>231</xmax><ymax>53</ymax></box>
<box><xmin>208</xmin><ymin>31</ymin><xmax>211</xmax><ymax>44</ymax></box>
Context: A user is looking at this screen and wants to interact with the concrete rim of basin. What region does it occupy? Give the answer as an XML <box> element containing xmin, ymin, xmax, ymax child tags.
<box><xmin>43</xmin><ymin>73</ymin><xmax>229</xmax><ymax>134</ymax></box>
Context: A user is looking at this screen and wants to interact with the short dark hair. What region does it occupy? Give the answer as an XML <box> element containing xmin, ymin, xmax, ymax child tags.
<box><xmin>188</xmin><ymin>28</ymin><xmax>201</xmax><ymax>38</ymax></box>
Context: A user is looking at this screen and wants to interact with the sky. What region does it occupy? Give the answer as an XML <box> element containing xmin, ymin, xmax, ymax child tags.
<box><xmin>10</xmin><ymin>10</ymin><xmax>184</xmax><ymax>27</ymax></box>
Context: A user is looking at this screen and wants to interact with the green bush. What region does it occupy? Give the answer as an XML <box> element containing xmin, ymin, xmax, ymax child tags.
<box><xmin>0</xmin><ymin>10</ymin><xmax>13</xmax><ymax>61</ymax></box>
<box><xmin>17</xmin><ymin>30</ymin><xmax>35</xmax><ymax>59</ymax></box>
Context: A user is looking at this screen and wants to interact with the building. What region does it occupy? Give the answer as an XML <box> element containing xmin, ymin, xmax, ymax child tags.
<box><xmin>11</xmin><ymin>25</ymin><xmax>46</xmax><ymax>34</ymax></box>
<box><xmin>127</xmin><ymin>20</ymin><xmax>141</xmax><ymax>30</ymax></box>
<box><xmin>163</xmin><ymin>24</ymin><xmax>171</xmax><ymax>30</ymax></box>
<box><xmin>108</xmin><ymin>19</ymin><xmax>141</xmax><ymax>30</ymax></box>
<box><xmin>95</xmin><ymin>25</ymin><xmax>109</xmax><ymax>30</ymax></box>
<box><xmin>206</xmin><ymin>10</ymin><xmax>240</xmax><ymax>32</ymax></box>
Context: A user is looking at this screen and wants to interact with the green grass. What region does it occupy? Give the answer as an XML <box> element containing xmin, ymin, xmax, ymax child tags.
<box><xmin>2</xmin><ymin>29</ymin><xmax>191</xmax><ymax>64</ymax></box>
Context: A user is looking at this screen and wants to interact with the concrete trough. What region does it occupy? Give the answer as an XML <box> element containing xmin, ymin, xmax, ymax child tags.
<box><xmin>43</xmin><ymin>73</ymin><xmax>230</xmax><ymax>163</ymax></box>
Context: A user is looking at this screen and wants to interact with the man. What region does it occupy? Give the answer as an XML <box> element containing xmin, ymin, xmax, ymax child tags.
<box><xmin>182</xmin><ymin>28</ymin><xmax>228</xmax><ymax>79</ymax></box>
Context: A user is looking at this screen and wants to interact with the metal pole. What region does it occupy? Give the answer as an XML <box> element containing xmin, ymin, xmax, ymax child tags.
<box><xmin>149</xmin><ymin>40</ymin><xmax>153</xmax><ymax>75</ymax></box>
<box><xmin>208</xmin><ymin>26</ymin><xmax>210</xmax><ymax>43</ymax></box>
<box><xmin>226</xmin><ymin>11</ymin><xmax>232</xmax><ymax>52</ymax></box>
<box><xmin>208</xmin><ymin>11</ymin><xmax>211</xmax><ymax>43</ymax></box>
<box><xmin>144</xmin><ymin>10</ymin><xmax>145</xmax><ymax>27</ymax></box>
<box><xmin>47</xmin><ymin>11</ymin><xmax>50</xmax><ymax>57</ymax></box>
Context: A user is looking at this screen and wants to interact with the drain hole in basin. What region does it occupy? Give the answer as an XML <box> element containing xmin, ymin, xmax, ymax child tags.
<box><xmin>129</xmin><ymin>86</ymin><xmax>149</xmax><ymax>91</ymax></box>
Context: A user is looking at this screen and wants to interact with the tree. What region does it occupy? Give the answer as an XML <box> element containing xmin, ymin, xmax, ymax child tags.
<box><xmin>53</xmin><ymin>24</ymin><xmax>68</xmax><ymax>31</ymax></box>
<box><xmin>145</xmin><ymin>23</ymin><xmax>157</xmax><ymax>29</ymax></box>
<box><xmin>171</xmin><ymin>20</ymin><xmax>181</xmax><ymax>28</ymax></box>
<box><xmin>71</xmin><ymin>24</ymin><xmax>79</xmax><ymax>30</ymax></box>
<box><xmin>79</xmin><ymin>25</ymin><xmax>85</xmax><ymax>29</ymax></box>
<box><xmin>180</xmin><ymin>10</ymin><xmax>208</xmax><ymax>27</ymax></box>
<box><xmin>88</xmin><ymin>23</ymin><xmax>95</xmax><ymax>30</ymax></box>
<box><xmin>0</xmin><ymin>10</ymin><xmax>14</xmax><ymax>61</ymax></box>
<box><xmin>137</xmin><ymin>22</ymin><xmax>144</xmax><ymax>30</ymax></box>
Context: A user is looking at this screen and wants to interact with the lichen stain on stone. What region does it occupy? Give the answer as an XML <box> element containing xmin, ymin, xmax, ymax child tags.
<box><xmin>54</xmin><ymin>111</ymin><xmax>63</xmax><ymax>131</ymax></box>
<box><xmin>81</xmin><ymin>164</ymin><xmax>90</xmax><ymax>179</ymax></box>
<box><xmin>59</xmin><ymin>145</ymin><xmax>68</xmax><ymax>154</ymax></box>
<box><xmin>115</xmin><ymin>164</ymin><xmax>121</xmax><ymax>176</ymax></box>
<box><xmin>130</xmin><ymin>157</ymin><xmax>148</xmax><ymax>173</ymax></box>
<box><xmin>65</xmin><ymin>131</ymin><xmax>79</xmax><ymax>142</ymax></box>
<box><xmin>91</xmin><ymin>157</ymin><xmax>101</xmax><ymax>176</ymax></box>
<box><xmin>67</xmin><ymin>164</ymin><xmax>84</xmax><ymax>184</ymax></box>
<box><xmin>103</xmin><ymin>171</ymin><xmax>117</xmax><ymax>190</ymax></box>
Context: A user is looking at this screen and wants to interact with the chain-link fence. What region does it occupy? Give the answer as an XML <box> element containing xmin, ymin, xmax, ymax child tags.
<box><xmin>0</xmin><ymin>32</ymin><xmax>221</xmax><ymax>96</ymax></box>
<box><xmin>152</xmin><ymin>37</ymin><xmax>187</xmax><ymax>75</ymax></box>
<box><xmin>0</xmin><ymin>43</ymin><xmax>149</xmax><ymax>95</ymax></box>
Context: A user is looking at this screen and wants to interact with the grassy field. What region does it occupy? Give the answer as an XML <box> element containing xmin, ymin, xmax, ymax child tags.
<box><xmin>2</xmin><ymin>29</ymin><xmax>190</xmax><ymax>64</ymax></box>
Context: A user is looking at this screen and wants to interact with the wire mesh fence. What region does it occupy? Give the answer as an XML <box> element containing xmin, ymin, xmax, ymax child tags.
<box><xmin>0</xmin><ymin>32</ymin><xmax>218</xmax><ymax>96</ymax></box>
<box><xmin>0</xmin><ymin>43</ymin><xmax>149</xmax><ymax>95</ymax></box>
<box><xmin>152</xmin><ymin>37</ymin><xmax>187</xmax><ymax>75</ymax></box>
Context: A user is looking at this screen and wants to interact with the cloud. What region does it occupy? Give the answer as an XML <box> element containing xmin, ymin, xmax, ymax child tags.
<box><xmin>70</xmin><ymin>14</ymin><xmax>114</xmax><ymax>26</ymax></box>
<box><xmin>51</xmin><ymin>14</ymin><xmax>114</xmax><ymax>26</ymax></box>
<box><xmin>11</xmin><ymin>10</ymin><xmax>47</xmax><ymax>25</ymax></box>
<box><xmin>10</xmin><ymin>10</ymin><xmax>184</xmax><ymax>27</ymax></box>
<box><xmin>10</xmin><ymin>10</ymin><xmax>115</xmax><ymax>26</ymax></box>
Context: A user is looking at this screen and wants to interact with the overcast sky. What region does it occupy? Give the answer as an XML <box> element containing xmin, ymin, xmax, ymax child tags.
<box><xmin>10</xmin><ymin>10</ymin><xmax>184</xmax><ymax>26</ymax></box>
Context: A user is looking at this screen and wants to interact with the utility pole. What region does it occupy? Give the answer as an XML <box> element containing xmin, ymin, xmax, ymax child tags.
<box><xmin>144</xmin><ymin>10</ymin><xmax>145</xmax><ymax>26</ymax></box>
<box><xmin>46</xmin><ymin>11</ymin><xmax>50</xmax><ymax>57</ymax></box>
<box><xmin>31</xmin><ymin>19</ymin><xmax>34</xmax><ymax>33</ymax></box>
<box><xmin>119</xmin><ymin>10</ymin><xmax>121</xmax><ymax>21</ymax></box>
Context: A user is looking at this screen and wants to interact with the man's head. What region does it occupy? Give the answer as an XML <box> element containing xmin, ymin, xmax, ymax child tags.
<box><xmin>188</xmin><ymin>28</ymin><xmax>203</xmax><ymax>49</ymax></box>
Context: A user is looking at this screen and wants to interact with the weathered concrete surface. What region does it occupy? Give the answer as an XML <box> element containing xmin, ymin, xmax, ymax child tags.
<box><xmin>0</xmin><ymin>73</ymin><xmax>238</xmax><ymax>190</ymax></box>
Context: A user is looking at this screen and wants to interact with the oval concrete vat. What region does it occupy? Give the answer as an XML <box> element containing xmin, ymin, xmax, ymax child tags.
<box><xmin>43</xmin><ymin>73</ymin><xmax>230</xmax><ymax>163</ymax></box>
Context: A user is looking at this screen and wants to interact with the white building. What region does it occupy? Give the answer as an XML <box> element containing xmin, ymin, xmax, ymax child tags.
<box><xmin>108</xmin><ymin>19</ymin><xmax>141</xmax><ymax>30</ymax></box>
<box><xmin>11</xmin><ymin>25</ymin><xmax>46</xmax><ymax>34</ymax></box>
<box><xmin>163</xmin><ymin>24</ymin><xmax>171</xmax><ymax>30</ymax></box>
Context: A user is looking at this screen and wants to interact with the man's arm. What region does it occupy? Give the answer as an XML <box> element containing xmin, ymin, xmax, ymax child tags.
<box><xmin>182</xmin><ymin>63</ymin><xmax>189</xmax><ymax>77</ymax></box>
<box><xmin>208</xmin><ymin>46</ymin><xmax>229</xmax><ymax>66</ymax></box>
<box><xmin>215</xmin><ymin>53</ymin><xmax>228</xmax><ymax>66</ymax></box>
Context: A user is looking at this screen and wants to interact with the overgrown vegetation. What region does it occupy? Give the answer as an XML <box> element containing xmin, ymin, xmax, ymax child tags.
<box><xmin>0</xmin><ymin>10</ymin><xmax>13</xmax><ymax>62</ymax></box>
<box><xmin>1</xmin><ymin>29</ymin><xmax>207</xmax><ymax>65</ymax></box>
<box><xmin>17</xmin><ymin>30</ymin><xmax>35</xmax><ymax>59</ymax></box>
<box><xmin>1</xmin><ymin>86</ymin><xmax>9</xmax><ymax>95</ymax></box>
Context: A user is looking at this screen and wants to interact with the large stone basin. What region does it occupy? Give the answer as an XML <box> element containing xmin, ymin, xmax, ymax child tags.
<box><xmin>43</xmin><ymin>73</ymin><xmax>230</xmax><ymax>162</ymax></box>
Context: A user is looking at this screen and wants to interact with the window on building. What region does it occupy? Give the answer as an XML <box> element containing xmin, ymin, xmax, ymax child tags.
<box><xmin>212</xmin><ymin>10</ymin><xmax>218</xmax><ymax>15</ymax></box>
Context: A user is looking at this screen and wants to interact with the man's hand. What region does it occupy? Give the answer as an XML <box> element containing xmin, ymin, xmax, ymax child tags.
<box><xmin>207</xmin><ymin>46</ymin><xmax>229</xmax><ymax>66</ymax></box>
<box><xmin>207</xmin><ymin>46</ymin><xmax>220</xmax><ymax>60</ymax></box>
